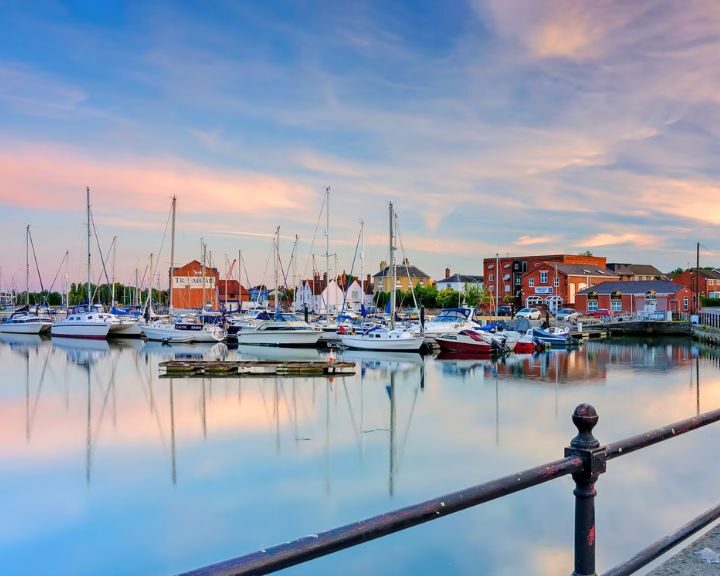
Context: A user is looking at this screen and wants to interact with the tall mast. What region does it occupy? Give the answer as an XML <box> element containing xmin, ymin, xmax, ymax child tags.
<box><xmin>389</xmin><ymin>202</ymin><xmax>396</xmax><ymax>329</ymax></box>
<box><xmin>64</xmin><ymin>250</ymin><xmax>69</xmax><ymax>308</ymax></box>
<box><xmin>238</xmin><ymin>249</ymin><xmax>242</xmax><ymax>312</ymax></box>
<box><xmin>111</xmin><ymin>236</ymin><xmax>117</xmax><ymax>306</ymax></box>
<box><xmin>200</xmin><ymin>238</ymin><xmax>206</xmax><ymax>312</ymax></box>
<box><xmin>169</xmin><ymin>196</ymin><xmax>176</xmax><ymax>312</ymax></box>
<box><xmin>25</xmin><ymin>225</ymin><xmax>30</xmax><ymax>306</ymax></box>
<box><xmin>87</xmin><ymin>187</ymin><xmax>92</xmax><ymax>306</ymax></box>
<box><xmin>325</xmin><ymin>186</ymin><xmax>330</xmax><ymax>315</ymax></box>
<box><xmin>360</xmin><ymin>219</ymin><xmax>364</xmax><ymax>308</ymax></box>
<box><xmin>274</xmin><ymin>226</ymin><xmax>280</xmax><ymax>316</ymax></box>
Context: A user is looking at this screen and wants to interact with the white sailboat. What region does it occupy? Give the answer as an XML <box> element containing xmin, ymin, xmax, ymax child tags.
<box><xmin>0</xmin><ymin>226</ymin><xmax>52</xmax><ymax>335</ymax></box>
<box><xmin>341</xmin><ymin>202</ymin><xmax>424</xmax><ymax>352</ymax></box>
<box><xmin>52</xmin><ymin>189</ymin><xmax>120</xmax><ymax>340</ymax></box>
<box><xmin>236</xmin><ymin>226</ymin><xmax>320</xmax><ymax>347</ymax></box>
<box><xmin>141</xmin><ymin>197</ymin><xmax>225</xmax><ymax>343</ymax></box>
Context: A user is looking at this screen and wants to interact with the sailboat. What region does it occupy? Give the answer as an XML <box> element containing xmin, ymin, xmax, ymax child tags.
<box><xmin>51</xmin><ymin>189</ymin><xmax>120</xmax><ymax>339</ymax></box>
<box><xmin>341</xmin><ymin>203</ymin><xmax>424</xmax><ymax>352</ymax></box>
<box><xmin>0</xmin><ymin>227</ymin><xmax>52</xmax><ymax>335</ymax></box>
<box><xmin>142</xmin><ymin>197</ymin><xmax>225</xmax><ymax>343</ymax></box>
<box><xmin>236</xmin><ymin>226</ymin><xmax>321</xmax><ymax>347</ymax></box>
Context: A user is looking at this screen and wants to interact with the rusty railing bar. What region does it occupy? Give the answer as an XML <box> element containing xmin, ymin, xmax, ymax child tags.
<box><xmin>178</xmin><ymin>456</ymin><xmax>584</xmax><ymax>576</ymax></box>
<box><xmin>605</xmin><ymin>407</ymin><xmax>720</xmax><ymax>461</ymax></box>
<box><xmin>601</xmin><ymin>502</ymin><xmax>720</xmax><ymax>576</ymax></box>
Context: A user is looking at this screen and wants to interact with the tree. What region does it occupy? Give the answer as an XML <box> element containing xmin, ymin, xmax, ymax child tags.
<box><xmin>436</xmin><ymin>288</ymin><xmax>460</xmax><ymax>308</ymax></box>
<box><xmin>670</xmin><ymin>267</ymin><xmax>684</xmax><ymax>277</ymax></box>
<box><xmin>578</xmin><ymin>250</ymin><xmax>593</xmax><ymax>257</ymax></box>
<box><xmin>462</xmin><ymin>284</ymin><xmax>483</xmax><ymax>308</ymax></box>
<box><xmin>414</xmin><ymin>283</ymin><xmax>438</xmax><ymax>308</ymax></box>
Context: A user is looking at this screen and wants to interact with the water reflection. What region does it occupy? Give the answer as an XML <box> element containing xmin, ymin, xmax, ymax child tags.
<box><xmin>0</xmin><ymin>337</ymin><xmax>719</xmax><ymax>576</ymax></box>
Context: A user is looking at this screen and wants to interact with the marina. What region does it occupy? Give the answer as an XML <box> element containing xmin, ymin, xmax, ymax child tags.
<box><xmin>1</xmin><ymin>335</ymin><xmax>720</xmax><ymax>575</ymax></box>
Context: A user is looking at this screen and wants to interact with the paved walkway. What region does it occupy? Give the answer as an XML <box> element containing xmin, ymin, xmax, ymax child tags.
<box><xmin>647</xmin><ymin>524</ymin><xmax>720</xmax><ymax>575</ymax></box>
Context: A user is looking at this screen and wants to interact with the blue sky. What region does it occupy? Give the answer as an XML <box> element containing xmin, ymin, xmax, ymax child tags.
<box><xmin>1</xmin><ymin>0</ymin><xmax>719</xmax><ymax>291</ymax></box>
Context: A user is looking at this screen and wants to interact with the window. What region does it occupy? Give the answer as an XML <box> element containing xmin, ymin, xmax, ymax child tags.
<box><xmin>504</xmin><ymin>285</ymin><xmax>510</xmax><ymax>293</ymax></box>
<box><xmin>529</xmin><ymin>278</ymin><xmax>535</xmax><ymax>288</ymax></box>
<box><xmin>611</xmin><ymin>300</ymin><xmax>622</xmax><ymax>312</ymax></box>
<box><xmin>488</xmin><ymin>264</ymin><xmax>494</xmax><ymax>270</ymax></box>
<box><xmin>540</xmin><ymin>271</ymin><xmax>548</xmax><ymax>284</ymax></box>
<box><xmin>587</xmin><ymin>301</ymin><xmax>599</xmax><ymax>312</ymax></box>
<box><xmin>488</xmin><ymin>285</ymin><xmax>494</xmax><ymax>292</ymax></box>
<box><xmin>684</xmin><ymin>297</ymin><xmax>689</xmax><ymax>311</ymax></box>
<box><xmin>503</xmin><ymin>274</ymin><xmax>510</xmax><ymax>281</ymax></box>
<box><xmin>351</xmin><ymin>291</ymin><xmax>359</xmax><ymax>299</ymax></box>
<box><xmin>489</xmin><ymin>274</ymin><xmax>494</xmax><ymax>282</ymax></box>
<box><xmin>515</xmin><ymin>276</ymin><xmax>521</xmax><ymax>285</ymax></box>
<box><xmin>554</xmin><ymin>277</ymin><xmax>560</xmax><ymax>288</ymax></box>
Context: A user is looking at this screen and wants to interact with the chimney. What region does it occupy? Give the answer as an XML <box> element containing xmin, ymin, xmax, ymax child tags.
<box><xmin>323</xmin><ymin>272</ymin><xmax>328</xmax><ymax>283</ymax></box>
<box><xmin>402</xmin><ymin>257</ymin><xmax>410</xmax><ymax>266</ymax></box>
<box><xmin>380</xmin><ymin>260</ymin><xmax>388</xmax><ymax>271</ymax></box>
<box><xmin>366</xmin><ymin>274</ymin><xmax>371</xmax><ymax>293</ymax></box>
<box><xmin>445</xmin><ymin>267</ymin><xmax>451</xmax><ymax>279</ymax></box>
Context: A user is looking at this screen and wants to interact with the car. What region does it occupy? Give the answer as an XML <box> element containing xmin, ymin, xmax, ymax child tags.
<box><xmin>497</xmin><ymin>305</ymin><xmax>513</xmax><ymax>317</ymax></box>
<box><xmin>587</xmin><ymin>308</ymin><xmax>613</xmax><ymax>318</ymax></box>
<box><xmin>555</xmin><ymin>308</ymin><xmax>580</xmax><ymax>322</ymax></box>
<box><xmin>515</xmin><ymin>307</ymin><xmax>541</xmax><ymax>320</ymax></box>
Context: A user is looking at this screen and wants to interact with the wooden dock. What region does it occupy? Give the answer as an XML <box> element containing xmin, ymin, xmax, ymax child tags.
<box><xmin>158</xmin><ymin>359</ymin><xmax>356</xmax><ymax>377</ymax></box>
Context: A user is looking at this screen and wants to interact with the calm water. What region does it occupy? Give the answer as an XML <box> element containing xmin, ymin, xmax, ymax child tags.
<box><xmin>1</xmin><ymin>335</ymin><xmax>720</xmax><ymax>576</ymax></box>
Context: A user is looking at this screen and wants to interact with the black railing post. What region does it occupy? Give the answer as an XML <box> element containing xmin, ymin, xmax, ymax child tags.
<box><xmin>565</xmin><ymin>404</ymin><xmax>607</xmax><ymax>576</ymax></box>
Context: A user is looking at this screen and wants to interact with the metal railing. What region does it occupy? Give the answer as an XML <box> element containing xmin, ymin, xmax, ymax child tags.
<box><xmin>180</xmin><ymin>404</ymin><xmax>720</xmax><ymax>576</ymax></box>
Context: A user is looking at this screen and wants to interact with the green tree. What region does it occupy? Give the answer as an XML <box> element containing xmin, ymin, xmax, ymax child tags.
<box><xmin>578</xmin><ymin>250</ymin><xmax>593</xmax><ymax>257</ymax></box>
<box><xmin>670</xmin><ymin>267</ymin><xmax>684</xmax><ymax>277</ymax></box>
<box><xmin>436</xmin><ymin>288</ymin><xmax>460</xmax><ymax>308</ymax></box>
<box><xmin>414</xmin><ymin>283</ymin><xmax>438</xmax><ymax>308</ymax></box>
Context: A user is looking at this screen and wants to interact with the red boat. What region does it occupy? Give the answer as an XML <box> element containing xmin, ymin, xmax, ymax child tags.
<box><xmin>514</xmin><ymin>333</ymin><xmax>540</xmax><ymax>354</ymax></box>
<box><xmin>436</xmin><ymin>330</ymin><xmax>495</xmax><ymax>354</ymax></box>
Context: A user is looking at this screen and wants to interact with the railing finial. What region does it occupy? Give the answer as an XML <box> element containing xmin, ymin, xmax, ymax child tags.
<box><xmin>571</xmin><ymin>403</ymin><xmax>599</xmax><ymax>450</ymax></box>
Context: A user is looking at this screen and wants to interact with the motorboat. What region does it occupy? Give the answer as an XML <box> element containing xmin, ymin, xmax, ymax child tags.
<box><xmin>51</xmin><ymin>304</ymin><xmax>119</xmax><ymax>340</ymax></box>
<box><xmin>436</xmin><ymin>330</ymin><xmax>500</xmax><ymax>355</ymax></box>
<box><xmin>0</xmin><ymin>306</ymin><xmax>52</xmax><ymax>335</ymax></box>
<box><xmin>107</xmin><ymin>306</ymin><xmax>144</xmax><ymax>338</ymax></box>
<box><xmin>531</xmin><ymin>326</ymin><xmax>573</xmax><ymax>347</ymax></box>
<box><xmin>235</xmin><ymin>313</ymin><xmax>321</xmax><ymax>347</ymax></box>
<box><xmin>412</xmin><ymin>307</ymin><xmax>481</xmax><ymax>338</ymax></box>
<box><xmin>341</xmin><ymin>325</ymin><xmax>425</xmax><ymax>351</ymax></box>
<box><xmin>142</xmin><ymin>315</ymin><xmax>226</xmax><ymax>343</ymax></box>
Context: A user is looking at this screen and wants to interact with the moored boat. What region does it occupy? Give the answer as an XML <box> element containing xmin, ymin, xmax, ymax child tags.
<box><xmin>436</xmin><ymin>330</ymin><xmax>498</xmax><ymax>354</ymax></box>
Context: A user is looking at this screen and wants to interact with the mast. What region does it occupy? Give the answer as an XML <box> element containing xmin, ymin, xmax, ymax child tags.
<box><xmin>389</xmin><ymin>202</ymin><xmax>396</xmax><ymax>329</ymax></box>
<box><xmin>495</xmin><ymin>252</ymin><xmax>500</xmax><ymax>320</ymax></box>
<box><xmin>64</xmin><ymin>251</ymin><xmax>69</xmax><ymax>308</ymax></box>
<box><xmin>696</xmin><ymin>241</ymin><xmax>701</xmax><ymax>315</ymax></box>
<box><xmin>200</xmin><ymin>238</ymin><xmax>206</xmax><ymax>312</ymax></box>
<box><xmin>360</xmin><ymin>219</ymin><xmax>364</xmax><ymax>309</ymax></box>
<box><xmin>169</xmin><ymin>196</ymin><xmax>176</xmax><ymax>312</ymax></box>
<box><xmin>25</xmin><ymin>225</ymin><xmax>30</xmax><ymax>306</ymax></box>
<box><xmin>274</xmin><ymin>226</ymin><xmax>280</xmax><ymax>316</ymax></box>
<box><xmin>86</xmin><ymin>187</ymin><xmax>92</xmax><ymax>306</ymax></box>
<box><xmin>325</xmin><ymin>186</ymin><xmax>330</xmax><ymax>316</ymax></box>
<box><xmin>111</xmin><ymin>236</ymin><xmax>117</xmax><ymax>306</ymax></box>
<box><xmin>238</xmin><ymin>249</ymin><xmax>242</xmax><ymax>313</ymax></box>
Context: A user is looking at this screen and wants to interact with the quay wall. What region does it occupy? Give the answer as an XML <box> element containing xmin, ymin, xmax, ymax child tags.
<box><xmin>606</xmin><ymin>321</ymin><xmax>692</xmax><ymax>337</ymax></box>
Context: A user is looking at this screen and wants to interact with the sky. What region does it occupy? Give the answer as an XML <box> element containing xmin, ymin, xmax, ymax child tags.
<box><xmin>1</xmin><ymin>0</ymin><xmax>719</xmax><ymax>292</ymax></box>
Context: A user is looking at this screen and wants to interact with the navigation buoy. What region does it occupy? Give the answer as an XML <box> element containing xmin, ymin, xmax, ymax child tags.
<box><xmin>329</xmin><ymin>349</ymin><xmax>336</xmax><ymax>363</ymax></box>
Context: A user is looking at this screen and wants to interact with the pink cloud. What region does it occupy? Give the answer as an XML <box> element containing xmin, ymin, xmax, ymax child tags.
<box><xmin>0</xmin><ymin>141</ymin><xmax>314</xmax><ymax>216</ymax></box>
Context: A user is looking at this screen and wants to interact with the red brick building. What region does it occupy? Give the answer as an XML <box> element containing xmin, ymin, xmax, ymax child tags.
<box><xmin>171</xmin><ymin>260</ymin><xmax>220</xmax><ymax>310</ymax></box>
<box><xmin>522</xmin><ymin>262</ymin><xmax>619</xmax><ymax>311</ymax></box>
<box><xmin>483</xmin><ymin>254</ymin><xmax>610</xmax><ymax>309</ymax></box>
<box><xmin>575</xmin><ymin>281</ymin><xmax>692</xmax><ymax>315</ymax></box>
<box><xmin>673</xmin><ymin>269</ymin><xmax>720</xmax><ymax>311</ymax></box>
<box><xmin>217</xmin><ymin>279</ymin><xmax>250</xmax><ymax>312</ymax></box>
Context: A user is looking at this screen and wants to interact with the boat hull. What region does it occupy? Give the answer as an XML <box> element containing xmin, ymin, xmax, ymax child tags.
<box><xmin>143</xmin><ymin>325</ymin><xmax>224</xmax><ymax>343</ymax></box>
<box><xmin>436</xmin><ymin>337</ymin><xmax>494</xmax><ymax>355</ymax></box>
<box><xmin>51</xmin><ymin>322</ymin><xmax>111</xmax><ymax>340</ymax></box>
<box><xmin>0</xmin><ymin>321</ymin><xmax>51</xmax><ymax>335</ymax></box>
<box><xmin>341</xmin><ymin>335</ymin><xmax>424</xmax><ymax>351</ymax></box>
<box><xmin>108</xmin><ymin>321</ymin><xmax>144</xmax><ymax>338</ymax></box>
<box><xmin>235</xmin><ymin>330</ymin><xmax>321</xmax><ymax>347</ymax></box>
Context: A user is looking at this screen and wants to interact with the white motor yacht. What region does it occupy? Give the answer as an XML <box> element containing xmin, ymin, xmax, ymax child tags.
<box><xmin>235</xmin><ymin>313</ymin><xmax>321</xmax><ymax>346</ymax></box>
<box><xmin>413</xmin><ymin>307</ymin><xmax>482</xmax><ymax>338</ymax></box>
<box><xmin>142</xmin><ymin>315</ymin><xmax>225</xmax><ymax>343</ymax></box>
<box><xmin>0</xmin><ymin>306</ymin><xmax>52</xmax><ymax>335</ymax></box>
<box><xmin>51</xmin><ymin>305</ymin><xmax>119</xmax><ymax>340</ymax></box>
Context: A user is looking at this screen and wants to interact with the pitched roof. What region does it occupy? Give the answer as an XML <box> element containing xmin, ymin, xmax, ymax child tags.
<box><xmin>577</xmin><ymin>280</ymin><xmax>687</xmax><ymax>295</ymax></box>
<box><xmin>373</xmin><ymin>264</ymin><xmax>430</xmax><ymax>279</ymax></box>
<box><xmin>437</xmin><ymin>274</ymin><xmax>484</xmax><ymax>283</ymax></box>
<box><xmin>607</xmin><ymin>263</ymin><xmax>665</xmax><ymax>277</ymax></box>
<box><xmin>537</xmin><ymin>263</ymin><xmax>619</xmax><ymax>277</ymax></box>
<box><xmin>699</xmin><ymin>269</ymin><xmax>720</xmax><ymax>279</ymax></box>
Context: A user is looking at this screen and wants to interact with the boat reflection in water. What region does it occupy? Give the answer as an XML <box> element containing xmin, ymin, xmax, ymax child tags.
<box><xmin>52</xmin><ymin>337</ymin><xmax>110</xmax><ymax>366</ymax></box>
<box><xmin>0</xmin><ymin>332</ymin><xmax>45</xmax><ymax>353</ymax></box>
<box><xmin>2</xmin><ymin>336</ymin><xmax>720</xmax><ymax>576</ymax></box>
<box><xmin>235</xmin><ymin>344</ymin><xmax>323</xmax><ymax>362</ymax></box>
<box><xmin>140</xmin><ymin>340</ymin><xmax>228</xmax><ymax>361</ymax></box>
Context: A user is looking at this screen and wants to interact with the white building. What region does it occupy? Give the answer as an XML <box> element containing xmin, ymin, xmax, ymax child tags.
<box><xmin>294</xmin><ymin>276</ymin><xmax>370</xmax><ymax>313</ymax></box>
<box><xmin>436</xmin><ymin>269</ymin><xmax>484</xmax><ymax>293</ymax></box>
